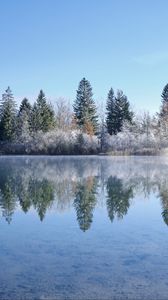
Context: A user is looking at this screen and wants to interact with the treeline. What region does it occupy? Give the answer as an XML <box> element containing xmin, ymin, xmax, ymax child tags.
<box><xmin>0</xmin><ymin>78</ymin><xmax>168</xmax><ymax>154</ymax></box>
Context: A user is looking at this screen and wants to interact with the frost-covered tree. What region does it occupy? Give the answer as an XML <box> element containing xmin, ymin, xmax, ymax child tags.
<box><xmin>0</xmin><ymin>87</ymin><xmax>17</xmax><ymax>141</ymax></box>
<box><xmin>30</xmin><ymin>90</ymin><xmax>55</xmax><ymax>133</ymax></box>
<box><xmin>30</xmin><ymin>103</ymin><xmax>39</xmax><ymax>133</ymax></box>
<box><xmin>99</xmin><ymin>119</ymin><xmax>109</xmax><ymax>152</ymax></box>
<box><xmin>54</xmin><ymin>98</ymin><xmax>73</xmax><ymax>131</ymax></box>
<box><xmin>17</xmin><ymin>98</ymin><xmax>32</xmax><ymax>142</ymax></box>
<box><xmin>19</xmin><ymin>98</ymin><xmax>31</xmax><ymax>116</ymax></box>
<box><xmin>17</xmin><ymin>98</ymin><xmax>31</xmax><ymax>143</ymax></box>
<box><xmin>73</xmin><ymin>78</ymin><xmax>98</xmax><ymax>134</ymax></box>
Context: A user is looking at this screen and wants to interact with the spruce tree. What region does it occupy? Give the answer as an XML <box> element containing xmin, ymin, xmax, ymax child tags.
<box><xmin>160</xmin><ymin>83</ymin><xmax>168</xmax><ymax>118</ymax></box>
<box><xmin>17</xmin><ymin>98</ymin><xmax>32</xmax><ymax>141</ymax></box>
<box><xmin>161</xmin><ymin>83</ymin><xmax>168</xmax><ymax>103</ymax></box>
<box><xmin>30</xmin><ymin>90</ymin><xmax>55</xmax><ymax>133</ymax></box>
<box><xmin>106</xmin><ymin>88</ymin><xmax>117</xmax><ymax>135</ymax></box>
<box><xmin>19</xmin><ymin>98</ymin><xmax>31</xmax><ymax>116</ymax></box>
<box><xmin>158</xmin><ymin>84</ymin><xmax>168</xmax><ymax>138</ymax></box>
<box><xmin>73</xmin><ymin>78</ymin><xmax>98</xmax><ymax>134</ymax></box>
<box><xmin>0</xmin><ymin>87</ymin><xmax>17</xmax><ymax>141</ymax></box>
<box><xmin>115</xmin><ymin>90</ymin><xmax>133</xmax><ymax>133</ymax></box>
<box><xmin>106</xmin><ymin>89</ymin><xmax>133</xmax><ymax>135</ymax></box>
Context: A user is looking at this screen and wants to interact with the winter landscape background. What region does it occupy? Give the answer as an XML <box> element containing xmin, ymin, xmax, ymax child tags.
<box><xmin>0</xmin><ymin>79</ymin><xmax>168</xmax><ymax>155</ymax></box>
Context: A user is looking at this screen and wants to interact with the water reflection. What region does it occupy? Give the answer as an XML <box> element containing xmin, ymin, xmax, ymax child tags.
<box><xmin>106</xmin><ymin>176</ymin><xmax>133</xmax><ymax>222</ymax></box>
<box><xmin>1</xmin><ymin>156</ymin><xmax>168</xmax><ymax>229</ymax></box>
<box><xmin>74</xmin><ymin>177</ymin><xmax>98</xmax><ymax>231</ymax></box>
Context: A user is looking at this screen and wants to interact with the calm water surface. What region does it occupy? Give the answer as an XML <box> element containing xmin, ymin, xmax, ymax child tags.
<box><xmin>0</xmin><ymin>156</ymin><xmax>168</xmax><ymax>299</ymax></box>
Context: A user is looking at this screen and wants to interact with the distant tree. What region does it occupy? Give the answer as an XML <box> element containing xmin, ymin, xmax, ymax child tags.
<box><xmin>159</xmin><ymin>84</ymin><xmax>168</xmax><ymax>118</ymax></box>
<box><xmin>73</xmin><ymin>78</ymin><xmax>98</xmax><ymax>134</ymax></box>
<box><xmin>99</xmin><ymin>119</ymin><xmax>109</xmax><ymax>152</ymax></box>
<box><xmin>17</xmin><ymin>98</ymin><xmax>32</xmax><ymax>142</ymax></box>
<box><xmin>106</xmin><ymin>88</ymin><xmax>116</xmax><ymax>135</ymax></box>
<box><xmin>114</xmin><ymin>90</ymin><xmax>133</xmax><ymax>134</ymax></box>
<box><xmin>0</xmin><ymin>87</ymin><xmax>17</xmax><ymax>141</ymax></box>
<box><xmin>106</xmin><ymin>89</ymin><xmax>133</xmax><ymax>135</ymax></box>
<box><xmin>19</xmin><ymin>98</ymin><xmax>31</xmax><ymax>116</ymax></box>
<box><xmin>158</xmin><ymin>84</ymin><xmax>168</xmax><ymax>141</ymax></box>
<box><xmin>55</xmin><ymin>98</ymin><xmax>73</xmax><ymax>131</ymax></box>
<box><xmin>161</xmin><ymin>83</ymin><xmax>168</xmax><ymax>103</ymax></box>
<box><xmin>30</xmin><ymin>90</ymin><xmax>55</xmax><ymax>133</ymax></box>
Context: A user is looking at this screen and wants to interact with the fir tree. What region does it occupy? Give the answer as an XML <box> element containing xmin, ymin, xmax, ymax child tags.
<box><xmin>99</xmin><ymin>119</ymin><xmax>109</xmax><ymax>152</ymax></box>
<box><xmin>19</xmin><ymin>98</ymin><xmax>31</xmax><ymax>116</ymax></box>
<box><xmin>30</xmin><ymin>102</ymin><xmax>39</xmax><ymax>133</ymax></box>
<box><xmin>161</xmin><ymin>83</ymin><xmax>168</xmax><ymax>103</ymax></box>
<box><xmin>17</xmin><ymin>98</ymin><xmax>32</xmax><ymax>141</ymax></box>
<box><xmin>106</xmin><ymin>88</ymin><xmax>117</xmax><ymax>135</ymax></box>
<box><xmin>73</xmin><ymin>78</ymin><xmax>98</xmax><ymax>134</ymax></box>
<box><xmin>0</xmin><ymin>87</ymin><xmax>17</xmax><ymax>141</ymax></box>
<box><xmin>158</xmin><ymin>84</ymin><xmax>168</xmax><ymax>138</ymax></box>
<box><xmin>30</xmin><ymin>90</ymin><xmax>55</xmax><ymax>133</ymax></box>
<box><xmin>159</xmin><ymin>83</ymin><xmax>168</xmax><ymax>119</ymax></box>
<box><xmin>115</xmin><ymin>90</ymin><xmax>133</xmax><ymax>133</ymax></box>
<box><xmin>106</xmin><ymin>89</ymin><xmax>133</xmax><ymax>135</ymax></box>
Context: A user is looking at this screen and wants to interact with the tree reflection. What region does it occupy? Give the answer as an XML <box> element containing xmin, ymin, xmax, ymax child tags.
<box><xmin>28</xmin><ymin>179</ymin><xmax>55</xmax><ymax>221</ymax></box>
<box><xmin>106</xmin><ymin>176</ymin><xmax>133</xmax><ymax>222</ymax></box>
<box><xmin>0</xmin><ymin>179</ymin><xmax>16</xmax><ymax>223</ymax></box>
<box><xmin>0</xmin><ymin>162</ymin><xmax>55</xmax><ymax>222</ymax></box>
<box><xmin>1</xmin><ymin>156</ymin><xmax>168</xmax><ymax>229</ymax></box>
<box><xmin>158</xmin><ymin>184</ymin><xmax>168</xmax><ymax>226</ymax></box>
<box><xmin>74</xmin><ymin>177</ymin><xmax>98</xmax><ymax>231</ymax></box>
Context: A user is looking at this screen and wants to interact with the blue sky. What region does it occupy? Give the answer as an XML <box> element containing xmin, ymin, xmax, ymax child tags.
<box><xmin>0</xmin><ymin>0</ymin><xmax>168</xmax><ymax>114</ymax></box>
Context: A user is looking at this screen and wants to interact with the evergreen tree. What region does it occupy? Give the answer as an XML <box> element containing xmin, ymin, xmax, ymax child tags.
<box><xmin>159</xmin><ymin>83</ymin><xmax>168</xmax><ymax>119</ymax></box>
<box><xmin>19</xmin><ymin>98</ymin><xmax>31</xmax><ymax>116</ymax></box>
<box><xmin>158</xmin><ymin>84</ymin><xmax>168</xmax><ymax>139</ymax></box>
<box><xmin>106</xmin><ymin>88</ymin><xmax>117</xmax><ymax>135</ymax></box>
<box><xmin>17</xmin><ymin>98</ymin><xmax>32</xmax><ymax>141</ymax></box>
<box><xmin>161</xmin><ymin>83</ymin><xmax>168</xmax><ymax>103</ymax></box>
<box><xmin>106</xmin><ymin>89</ymin><xmax>133</xmax><ymax>135</ymax></box>
<box><xmin>30</xmin><ymin>102</ymin><xmax>39</xmax><ymax>133</ymax></box>
<box><xmin>99</xmin><ymin>119</ymin><xmax>109</xmax><ymax>152</ymax></box>
<box><xmin>73</xmin><ymin>78</ymin><xmax>98</xmax><ymax>134</ymax></box>
<box><xmin>0</xmin><ymin>87</ymin><xmax>17</xmax><ymax>141</ymax></box>
<box><xmin>30</xmin><ymin>90</ymin><xmax>55</xmax><ymax>133</ymax></box>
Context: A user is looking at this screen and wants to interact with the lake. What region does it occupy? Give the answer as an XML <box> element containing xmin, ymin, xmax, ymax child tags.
<box><xmin>0</xmin><ymin>156</ymin><xmax>168</xmax><ymax>299</ymax></box>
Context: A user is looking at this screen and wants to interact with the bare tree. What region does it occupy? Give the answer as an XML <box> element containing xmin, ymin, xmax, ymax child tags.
<box><xmin>54</xmin><ymin>97</ymin><xmax>73</xmax><ymax>131</ymax></box>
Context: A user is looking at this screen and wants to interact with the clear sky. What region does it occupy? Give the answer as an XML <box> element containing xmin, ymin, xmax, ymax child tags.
<box><xmin>0</xmin><ymin>0</ymin><xmax>168</xmax><ymax>114</ymax></box>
